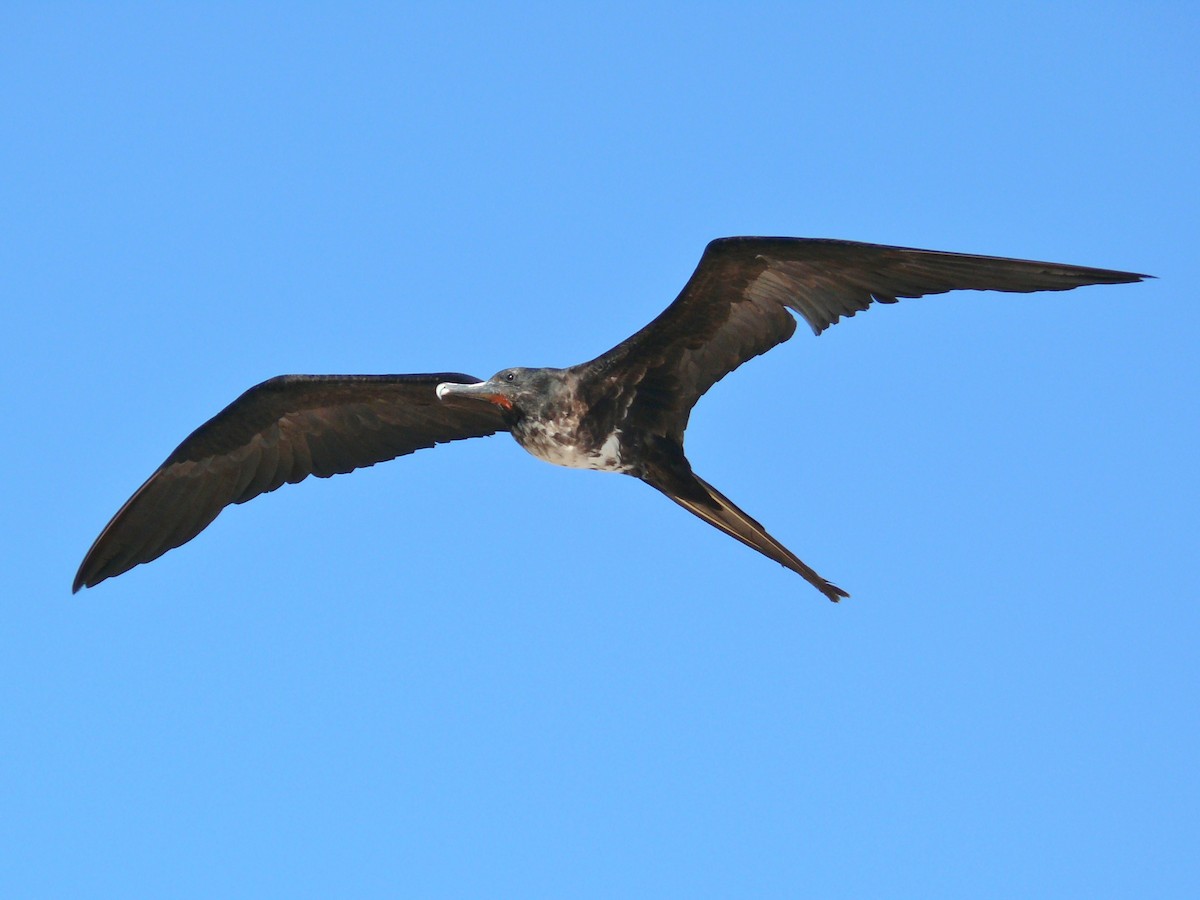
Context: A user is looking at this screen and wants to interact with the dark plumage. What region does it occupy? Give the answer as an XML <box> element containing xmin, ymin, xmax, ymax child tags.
<box><xmin>74</xmin><ymin>237</ymin><xmax>1149</xmax><ymax>599</ymax></box>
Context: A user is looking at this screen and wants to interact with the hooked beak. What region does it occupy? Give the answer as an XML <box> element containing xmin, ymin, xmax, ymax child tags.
<box><xmin>436</xmin><ymin>380</ymin><xmax>514</xmax><ymax>410</ymax></box>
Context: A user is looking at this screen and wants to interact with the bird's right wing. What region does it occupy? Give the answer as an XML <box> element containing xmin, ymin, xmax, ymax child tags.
<box><xmin>74</xmin><ymin>373</ymin><xmax>507</xmax><ymax>591</ymax></box>
<box><xmin>581</xmin><ymin>237</ymin><xmax>1149</xmax><ymax>441</ymax></box>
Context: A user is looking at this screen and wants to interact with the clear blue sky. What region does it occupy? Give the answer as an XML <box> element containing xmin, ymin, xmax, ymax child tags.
<box><xmin>3</xmin><ymin>3</ymin><xmax>1196</xmax><ymax>897</ymax></box>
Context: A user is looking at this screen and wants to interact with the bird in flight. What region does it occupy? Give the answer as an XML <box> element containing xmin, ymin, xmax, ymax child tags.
<box><xmin>74</xmin><ymin>237</ymin><xmax>1147</xmax><ymax>600</ymax></box>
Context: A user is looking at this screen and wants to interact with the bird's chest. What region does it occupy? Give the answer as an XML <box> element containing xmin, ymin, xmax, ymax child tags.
<box><xmin>513</xmin><ymin>416</ymin><xmax>630</xmax><ymax>473</ymax></box>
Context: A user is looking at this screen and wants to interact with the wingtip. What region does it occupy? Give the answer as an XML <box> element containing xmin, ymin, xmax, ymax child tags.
<box><xmin>1110</xmin><ymin>270</ymin><xmax>1154</xmax><ymax>284</ymax></box>
<box><xmin>72</xmin><ymin>559</ymin><xmax>101</xmax><ymax>594</ymax></box>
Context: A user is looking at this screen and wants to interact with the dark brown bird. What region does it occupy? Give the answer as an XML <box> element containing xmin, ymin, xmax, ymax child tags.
<box><xmin>74</xmin><ymin>237</ymin><xmax>1148</xmax><ymax>599</ymax></box>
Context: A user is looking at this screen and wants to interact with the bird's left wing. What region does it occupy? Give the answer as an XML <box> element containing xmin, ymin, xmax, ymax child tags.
<box><xmin>580</xmin><ymin>237</ymin><xmax>1149</xmax><ymax>439</ymax></box>
<box><xmin>74</xmin><ymin>373</ymin><xmax>506</xmax><ymax>591</ymax></box>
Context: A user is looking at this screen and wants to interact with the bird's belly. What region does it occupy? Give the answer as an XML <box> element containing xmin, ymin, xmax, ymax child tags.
<box><xmin>520</xmin><ymin>428</ymin><xmax>629</xmax><ymax>473</ymax></box>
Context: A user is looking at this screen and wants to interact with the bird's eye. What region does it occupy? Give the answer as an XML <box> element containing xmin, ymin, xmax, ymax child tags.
<box><xmin>505</xmin><ymin>372</ymin><xmax>515</xmax><ymax>382</ymax></box>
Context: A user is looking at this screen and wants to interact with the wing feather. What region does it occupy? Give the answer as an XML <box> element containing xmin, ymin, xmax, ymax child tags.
<box><xmin>74</xmin><ymin>373</ymin><xmax>506</xmax><ymax>591</ymax></box>
<box><xmin>582</xmin><ymin>237</ymin><xmax>1148</xmax><ymax>440</ymax></box>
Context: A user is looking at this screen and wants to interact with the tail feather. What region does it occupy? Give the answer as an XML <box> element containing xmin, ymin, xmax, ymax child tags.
<box><xmin>646</xmin><ymin>469</ymin><xmax>849</xmax><ymax>602</ymax></box>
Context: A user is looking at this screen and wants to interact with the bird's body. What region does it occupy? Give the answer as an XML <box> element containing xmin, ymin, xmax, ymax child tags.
<box><xmin>468</xmin><ymin>368</ymin><xmax>635</xmax><ymax>474</ymax></box>
<box><xmin>515</xmin><ymin>413</ymin><xmax>630</xmax><ymax>473</ymax></box>
<box><xmin>74</xmin><ymin>237</ymin><xmax>1149</xmax><ymax>600</ymax></box>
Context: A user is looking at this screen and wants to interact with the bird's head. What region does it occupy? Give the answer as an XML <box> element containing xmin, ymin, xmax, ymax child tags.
<box><xmin>435</xmin><ymin>367</ymin><xmax>555</xmax><ymax>418</ymax></box>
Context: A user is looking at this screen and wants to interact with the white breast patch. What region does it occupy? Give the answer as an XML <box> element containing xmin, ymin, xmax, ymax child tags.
<box><xmin>525</xmin><ymin>428</ymin><xmax>628</xmax><ymax>473</ymax></box>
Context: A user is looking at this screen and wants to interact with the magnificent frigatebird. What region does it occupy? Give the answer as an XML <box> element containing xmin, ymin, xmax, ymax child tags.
<box><xmin>74</xmin><ymin>237</ymin><xmax>1147</xmax><ymax>600</ymax></box>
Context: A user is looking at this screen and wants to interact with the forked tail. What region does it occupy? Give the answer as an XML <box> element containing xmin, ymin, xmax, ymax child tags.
<box><xmin>644</xmin><ymin>465</ymin><xmax>849</xmax><ymax>602</ymax></box>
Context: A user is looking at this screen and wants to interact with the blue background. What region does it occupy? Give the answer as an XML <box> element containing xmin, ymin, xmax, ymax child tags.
<box><xmin>4</xmin><ymin>3</ymin><xmax>1196</xmax><ymax>897</ymax></box>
